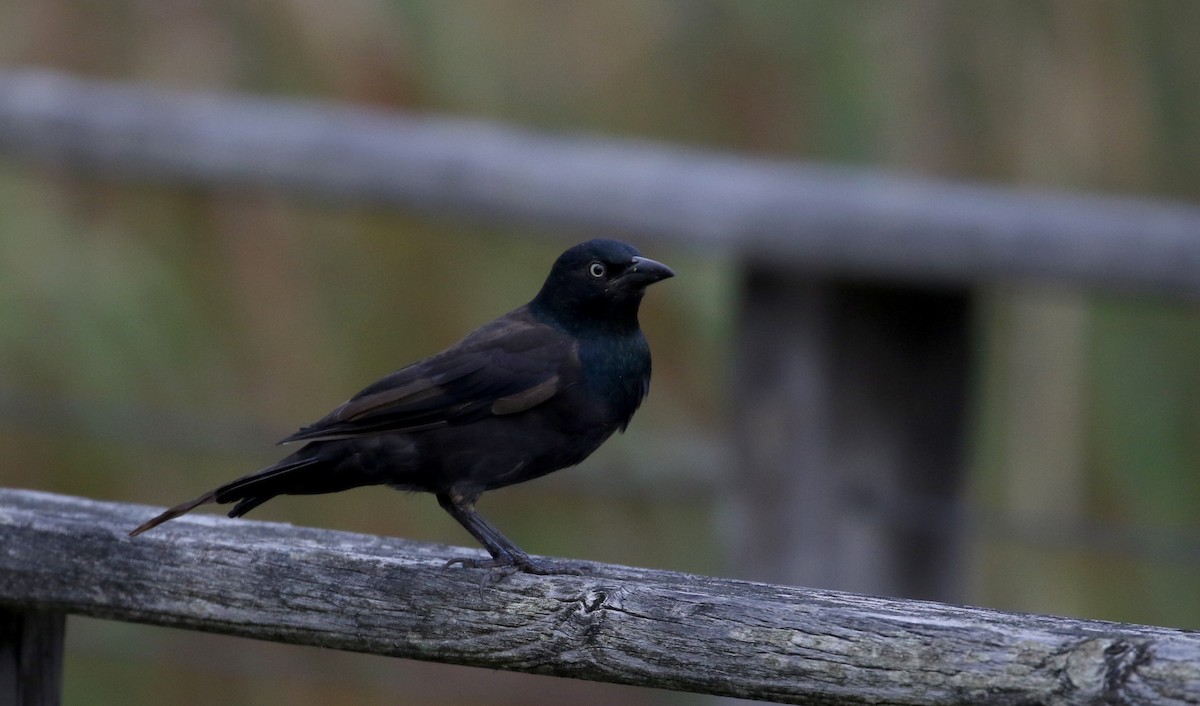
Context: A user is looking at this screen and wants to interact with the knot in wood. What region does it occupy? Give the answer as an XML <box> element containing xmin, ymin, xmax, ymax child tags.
<box><xmin>1061</xmin><ymin>636</ymin><xmax>1153</xmax><ymax>704</ymax></box>
<box><xmin>577</xmin><ymin>587</ymin><xmax>621</xmax><ymax>614</ymax></box>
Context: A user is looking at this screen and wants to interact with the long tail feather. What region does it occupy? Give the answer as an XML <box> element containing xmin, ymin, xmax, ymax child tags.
<box><xmin>128</xmin><ymin>454</ymin><xmax>326</xmax><ymax>536</ymax></box>
<box><xmin>129</xmin><ymin>491</ymin><xmax>219</xmax><ymax>536</ymax></box>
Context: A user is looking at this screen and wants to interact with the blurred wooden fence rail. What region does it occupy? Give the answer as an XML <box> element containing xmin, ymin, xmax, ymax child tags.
<box><xmin>2</xmin><ymin>69</ymin><xmax>1200</xmax><ymax>677</ymax></box>
<box><xmin>3</xmin><ymin>488</ymin><xmax>1200</xmax><ymax>706</ymax></box>
<box><xmin>4</xmin><ymin>68</ymin><xmax>1200</xmax><ymax>595</ymax></box>
<box><xmin>3</xmin><ymin>70</ymin><xmax>1200</xmax><ymax>294</ymax></box>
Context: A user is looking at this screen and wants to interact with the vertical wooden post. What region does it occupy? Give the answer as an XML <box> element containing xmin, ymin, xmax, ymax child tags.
<box><xmin>0</xmin><ymin>608</ymin><xmax>65</xmax><ymax>706</ymax></box>
<box><xmin>729</xmin><ymin>265</ymin><xmax>971</xmax><ymax>602</ymax></box>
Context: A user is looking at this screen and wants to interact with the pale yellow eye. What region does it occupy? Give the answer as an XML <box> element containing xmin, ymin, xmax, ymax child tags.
<box><xmin>588</xmin><ymin>262</ymin><xmax>606</xmax><ymax>278</ymax></box>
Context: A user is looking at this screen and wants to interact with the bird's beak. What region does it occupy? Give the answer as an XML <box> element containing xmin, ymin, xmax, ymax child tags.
<box><xmin>625</xmin><ymin>256</ymin><xmax>675</xmax><ymax>286</ymax></box>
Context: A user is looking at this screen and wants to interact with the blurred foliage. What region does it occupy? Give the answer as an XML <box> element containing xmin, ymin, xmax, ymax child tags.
<box><xmin>2</xmin><ymin>1</ymin><xmax>1200</xmax><ymax>705</ymax></box>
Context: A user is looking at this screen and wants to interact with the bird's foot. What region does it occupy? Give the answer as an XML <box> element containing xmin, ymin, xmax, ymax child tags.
<box><xmin>445</xmin><ymin>552</ymin><xmax>587</xmax><ymax>595</ymax></box>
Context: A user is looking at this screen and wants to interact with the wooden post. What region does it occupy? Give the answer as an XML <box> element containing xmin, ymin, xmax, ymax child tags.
<box><xmin>730</xmin><ymin>265</ymin><xmax>971</xmax><ymax>602</ymax></box>
<box><xmin>0</xmin><ymin>609</ymin><xmax>65</xmax><ymax>706</ymax></box>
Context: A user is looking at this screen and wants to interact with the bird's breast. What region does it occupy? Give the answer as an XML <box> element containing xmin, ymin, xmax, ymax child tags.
<box><xmin>577</xmin><ymin>332</ymin><xmax>651</xmax><ymax>429</ymax></box>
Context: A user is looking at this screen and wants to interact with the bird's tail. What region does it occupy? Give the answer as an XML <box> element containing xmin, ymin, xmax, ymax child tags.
<box><xmin>129</xmin><ymin>452</ymin><xmax>326</xmax><ymax>537</ymax></box>
<box><xmin>128</xmin><ymin>490</ymin><xmax>219</xmax><ymax>536</ymax></box>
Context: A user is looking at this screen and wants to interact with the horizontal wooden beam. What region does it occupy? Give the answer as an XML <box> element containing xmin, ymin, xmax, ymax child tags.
<box><xmin>0</xmin><ymin>488</ymin><xmax>1197</xmax><ymax>704</ymax></box>
<box><xmin>2</xmin><ymin>70</ymin><xmax>1200</xmax><ymax>296</ymax></box>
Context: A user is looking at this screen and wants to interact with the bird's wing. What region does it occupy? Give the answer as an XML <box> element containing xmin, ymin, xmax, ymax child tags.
<box><xmin>279</xmin><ymin>312</ymin><xmax>575</xmax><ymax>443</ymax></box>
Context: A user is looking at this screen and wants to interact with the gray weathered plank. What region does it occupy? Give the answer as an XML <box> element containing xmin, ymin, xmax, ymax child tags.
<box><xmin>0</xmin><ymin>608</ymin><xmax>65</xmax><ymax>706</ymax></box>
<box><xmin>2</xmin><ymin>70</ymin><xmax>1200</xmax><ymax>296</ymax></box>
<box><xmin>0</xmin><ymin>488</ymin><xmax>1197</xmax><ymax>705</ymax></box>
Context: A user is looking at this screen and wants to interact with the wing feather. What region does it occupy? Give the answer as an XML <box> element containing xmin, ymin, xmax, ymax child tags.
<box><xmin>280</xmin><ymin>309</ymin><xmax>574</xmax><ymax>443</ymax></box>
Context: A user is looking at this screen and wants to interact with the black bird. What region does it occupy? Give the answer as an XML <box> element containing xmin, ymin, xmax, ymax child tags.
<box><xmin>130</xmin><ymin>239</ymin><xmax>674</xmax><ymax>577</ymax></box>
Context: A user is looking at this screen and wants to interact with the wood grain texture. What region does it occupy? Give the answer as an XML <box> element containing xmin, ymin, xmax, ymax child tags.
<box><xmin>3</xmin><ymin>70</ymin><xmax>1200</xmax><ymax>297</ymax></box>
<box><xmin>1</xmin><ymin>488</ymin><xmax>1197</xmax><ymax>705</ymax></box>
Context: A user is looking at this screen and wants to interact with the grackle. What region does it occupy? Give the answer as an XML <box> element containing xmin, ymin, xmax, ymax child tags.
<box><xmin>130</xmin><ymin>239</ymin><xmax>673</xmax><ymax>579</ymax></box>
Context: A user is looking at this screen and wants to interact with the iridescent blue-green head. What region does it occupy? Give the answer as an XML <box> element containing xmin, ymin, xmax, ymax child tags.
<box><xmin>531</xmin><ymin>239</ymin><xmax>674</xmax><ymax>334</ymax></box>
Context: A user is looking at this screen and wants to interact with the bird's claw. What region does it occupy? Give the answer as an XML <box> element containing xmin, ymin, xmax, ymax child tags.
<box><xmin>444</xmin><ymin>553</ymin><xmax>587</xmax><ymax>597</ymax></box>
<box><xmin>444</xmin><ymin>553</ymin><xmax>584</xmax><ymax>575</ymax></box>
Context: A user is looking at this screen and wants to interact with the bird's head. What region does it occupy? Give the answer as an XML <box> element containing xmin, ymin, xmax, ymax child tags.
<box><xmin>531</xmin><ymin>239</ymin><xmax>674</xmax><ymax>334</ymax></box>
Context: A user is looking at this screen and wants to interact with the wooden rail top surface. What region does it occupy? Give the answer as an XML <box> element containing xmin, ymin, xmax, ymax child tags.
<box><xmin>1</xmin><ymin>488</ymin><xmax>1197</xmax><ymax>705</ymax></box>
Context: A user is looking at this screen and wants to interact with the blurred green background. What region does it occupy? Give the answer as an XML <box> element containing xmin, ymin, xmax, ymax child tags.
<box><xmin>2</xmin><ymin>2</ymin><xmax>1199</xmax><ymax>705</ymax></box>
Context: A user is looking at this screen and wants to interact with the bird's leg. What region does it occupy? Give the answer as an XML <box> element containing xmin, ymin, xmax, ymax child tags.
<box><xmin>437</xmin><ymin>491</ymin><xmax>584</xmax><ymax>581</ymax></box>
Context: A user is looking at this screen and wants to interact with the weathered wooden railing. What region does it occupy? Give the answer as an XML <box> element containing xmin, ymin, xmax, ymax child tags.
<box><xmin>3</xmin><ymin>71</ymin><xmax>1200</xmax><ymax>703</ymax></box>
<box><xmin>3</xmin><ymin>489</ymin><xmax>1199</xmax><ymax>705</ymax></box>
<box><xmin>3</xmin><ymin>70</ymin><xmax>1199</xmax><ymax>294</ymax></box>
<box><xmin>4</xmin><ymin>70</ymin><xmax>1200</xmax><ymax>602</ymax></box>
